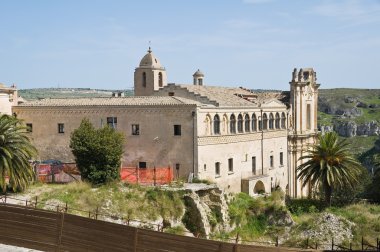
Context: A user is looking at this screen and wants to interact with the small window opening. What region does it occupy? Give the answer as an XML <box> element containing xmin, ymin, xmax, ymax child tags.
<box><xmin>132</xmin><ymin>124</ymin><xmax>140</xmax><ymax>135</ymax></box>
<box><xmin>58</xmin><ymin>123</ymin><xmax>64</xmax><ymax>134</ymax></box>
<box><xmin>174</xmin><ymin>125</ymin><xmax>181</xmax><ymax>136</ymax></box>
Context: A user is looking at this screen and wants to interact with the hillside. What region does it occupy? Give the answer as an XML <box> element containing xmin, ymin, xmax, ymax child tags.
<box><xmin>19</xmin><ymin>88</ymin><xmax>133</xmax><ymax>100</ymax></box>
<box><xmin>318</xmin><ymin>88</ymin><xmax>380</xmax><ymax>125</ymax></box>
<box><xmin>8</xmin><ymin>182</ymin><xmax>380</xmax><ymax>250</ymax></box>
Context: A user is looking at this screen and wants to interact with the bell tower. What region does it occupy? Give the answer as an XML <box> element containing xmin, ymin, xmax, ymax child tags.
<box><xmin>193</xmin><ymin>69</ymin><xmax>204</xmax><ymax>86</ymax></box>
<box><xmin>134</xmin><ymin>47</ymin><xmax>167</xmax><ymax>96</ymax></box>
<box><xmin>288</xmin><ymin>68</ymin><xmax>320</xmax><ymax>198</ymax></box>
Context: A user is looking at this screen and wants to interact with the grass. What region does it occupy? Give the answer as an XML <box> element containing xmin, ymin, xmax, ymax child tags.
<box><xmin>327</xmin><ymin>203</ymin><xmax>380</xmax><ymax>247</ymax></box>
<box><xmin>13</xmin><ymin>182</ymin><xmax>380</xmax><ymax>248</ymax></box>
<box><xmin>340</xmin><ymin>136</ymin><xmax>378</xmax><ymax>157</ymax></box>
<box><xmin>27</xmin><ymin>182</ymin><xmax>185</xmax><ymax>225</ymax></box>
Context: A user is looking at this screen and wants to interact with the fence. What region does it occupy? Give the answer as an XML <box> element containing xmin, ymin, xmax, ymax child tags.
<box><xmin>0</xmin><ymin>196</ymin><xmax>379</xmax><ymax>251</ymax></box>
<box><xmin>0</xmin><ymin>201</ymin><xmax>308</xmax><ymax>252</ymax></box>
<box><xmin>36</xmin><ymin>163</ymin><xmax>81</xmax><ymax>183</ymax></box>
<box><xmin>36</xmin><ymin>164</ymin><xmax>174</xmax><ymax>186</ymax></box>
<box><xmin>120</xmin><ymin>166</ymin><xmax>173</xmax><ymax>185</ymax></box>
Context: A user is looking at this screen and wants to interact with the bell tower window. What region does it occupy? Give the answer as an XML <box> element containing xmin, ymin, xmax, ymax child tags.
<box><xmin>142</xmin><ymin>72</ymin><xmax>147</xmax><ymax>88</ymax></box>
<box><xmin>158</xmin><ymin>72</ymin><xmax>163</xmax><ymax>87</ymax></box>
<box><xmin>307</xmin><ymin>104</ymin><xmax>311</xmax><ymax>130</ymax></box>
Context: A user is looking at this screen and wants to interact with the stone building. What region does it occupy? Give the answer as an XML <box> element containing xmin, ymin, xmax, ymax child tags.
<box><xmin>0</xmin><ymin>83</ymin><xmax>18</xmax><ymax>115</ymax></box>
<box><xmin>11</xmin><ymin>48</ymin><xmax>320</xmax><ymax>198</ymax></box>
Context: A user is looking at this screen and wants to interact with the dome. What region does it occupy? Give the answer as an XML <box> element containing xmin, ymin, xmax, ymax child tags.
<box><xmin>139</xmin><ymin>47</ymin><xmax>163</xmax><ymax>68</ymax></box>
<box><xmin>193</xmin><ymin>69</ymin><xmax>204</xmax><ymax>77</ymax></box>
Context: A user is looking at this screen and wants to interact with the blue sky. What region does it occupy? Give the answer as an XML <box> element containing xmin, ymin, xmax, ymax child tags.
<box><xmin>0</xmin><ymin>0</ymin><xmax>379</xmax><ymax>90</ymax></box>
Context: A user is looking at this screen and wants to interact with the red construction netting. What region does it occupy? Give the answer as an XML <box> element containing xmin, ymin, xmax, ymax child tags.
<box><xmin>120</xmin><ymin>167</ymin><xmax>173</xmax><ymax>185</ymax></box>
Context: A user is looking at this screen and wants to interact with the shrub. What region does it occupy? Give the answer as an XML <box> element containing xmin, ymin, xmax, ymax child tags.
<box><xmin>286</xmin><ymin>198</ymin><xmax>325</xmax><ymax>215</ymax></box>
<box><xmin>70</xmin><ymin>119</ymin><xmax>124</xmax><ymax>185</ymax></box>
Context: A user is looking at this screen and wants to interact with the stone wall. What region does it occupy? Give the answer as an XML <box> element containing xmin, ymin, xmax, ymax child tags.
<box><xmin>13</xmin><ymin>105</ymin><xmax>196</xmax><ymax>178</ymax></box>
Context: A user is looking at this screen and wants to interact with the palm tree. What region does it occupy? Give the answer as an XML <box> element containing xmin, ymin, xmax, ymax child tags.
<box><xmin>297</xmin><ymin>132</ymin><xmax>362</xmax><ymax>206</ymax></box>
<box><xmin>0</xmin><ymin>114</ymin><xmax>37</xmax><ymax>193</ymax></box>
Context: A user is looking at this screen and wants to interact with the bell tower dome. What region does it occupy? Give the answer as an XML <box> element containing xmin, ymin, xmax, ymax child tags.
<box><xmin>193</xmin><ymin>69</ymin><xmax>204</xmax><ymax>86</ymax></box>
<box><xmin>134</xmin><ymin>47</ymin><xmax>167</xmax><ymax>96</ymax></box>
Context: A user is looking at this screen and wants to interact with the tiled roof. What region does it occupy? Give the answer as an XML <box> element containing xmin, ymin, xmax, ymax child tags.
<box><xmin>160</xmin><ymin>84</ymin><xmax>288</xmax><ymax>107</ymax></box>
<box><xmin>170</xmin><ymin>84</ymin><xmax>258</xmax><ymax>107</ymax></box>
<box><xmin>15</xmin><ymin>96</ymin><xmax>200</xmax><ymax>107</ymax></box>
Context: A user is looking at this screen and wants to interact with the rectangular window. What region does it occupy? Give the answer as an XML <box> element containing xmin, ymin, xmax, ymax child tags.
<box><xmin>252</xmin><ymin>156</ymin><xmax>256</xmax><ymax>174</ymax></box>
<box><xmin>215</xmin><ymin>162</ymin><xmax>220</xmax><ymax>176</ymax></box>
<box><xmin>132</xmin><ymin>124</ymin><xmax>140</xmax><ymax>135</ymax></box>
<box><xmin>58</xmin><ymin>123</ymin><xmax>64</xmax><ymax>134</ymax></box>
<box><xmin>168</xmin><ymin>92</ymin><xmax>175</xmax><ymax>96</ymax></box>
<box><xmin>107</xmin><ymin>117</ymin><xmax>117</xmax><ymax>129</ymax></box>
<box><xmin>174</xmin><ymin>125</ymin><xmax>181</xmax><ymax>136</ymax></box>
<box><xmin>280</xmin><ymin>152</ymin><xmax>284</xmax><ymax>166</ymax></box>
<box><xmin>26</xmin><ymin>123</ymin><xmax>32</xmax><ymax>133</ymax></box>
<box><xmin>228</xmin><ymin>158</ymin><xmax>233</xmax><ymax>173</ymax></box>
<box><xmin>306</xmin><ymin>104</ymin><xmax>311</xmax><ymax>130</ymax></box>
<box><xmin>270</xmin><ymin>155</ymin><xmax>274</xmax><ymax>168</ymax></box>
<box><xmin>139</xmin><ymin>162</ymin><xmax>147</xmax><ymax>169</ymax></box>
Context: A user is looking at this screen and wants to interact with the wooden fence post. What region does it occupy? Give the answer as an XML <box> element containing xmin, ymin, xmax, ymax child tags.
<box><xmin>331</xmin><ymin>237</ymin><xmax>334</xmax><ymax>251</ymax></box>
<box><xmin>56</xmin><ymin>211</ymin><xmax>65</xmax><ymax>252</ymax></box>
<box><xmin>35</xmin><ymin>196</ymin><xmax>38</xmax><ymax>208</ymax></box>
<box><xmin>362</xmin><ymin>236</ymin><xmax>364</xmax><ymax>251</ymax></box>
<box><xmin>136</xmin><ymin>166</ymin><xmax>139</xmax><ymax>185</ymax></box>
<box><xmin>154</xmin><ymin>166</ymin><xmax>156</xmax><ymax>186</ymax></box>
<box><xmin>276</xmin><ymin>236</ymin><xmax>279</xmax><ymax>247</ymax></box>
<box><xmin>234</xmin><ymin>232</ymin><xmax>239</xmax><ymax>252</ymax></box>
<box><xmin>134</xmin><ymin>228</ymin><xmax>138</xmax><ymax>252</ymax></box>
<box><xmin>95</xmin><ymin>207</ymin><xmax>99</xmax><ymax>220</ymax></box>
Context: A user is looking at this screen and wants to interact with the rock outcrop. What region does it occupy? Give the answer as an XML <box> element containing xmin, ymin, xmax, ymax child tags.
<box><xmin>333</xmin><ymin>120</ymin><xmax>380</xmax><ymax>137</ymax></box>
<box><xmin>299</xmin><ymin>213</ymin><xmax>355</xmax><ymax>250</ymax></box>
<box><xmin>182</xmin><ymin>185</ymin><xmax>232</xmax><ymax>238</ymax></box>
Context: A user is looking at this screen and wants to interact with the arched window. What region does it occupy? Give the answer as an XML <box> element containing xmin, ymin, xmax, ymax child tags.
<box><xmin>237</xmin><ymin>114</ymin><xmax>243</xmax><ymax>133</ymax></box>
<box><xmin>158</xmin><ymin>72</ymin><xmax>163</xmax><ymax>87</ymax></box>
<box><xmin>262</xmin><ymin>113</ymin><xmax>268</xmax><ymax>130</ymax></box>
<box><xmin>281</xmin><ymin>112</ymin><xmax>286</xmax><ymax>129</ymax></box>
<box><xmin>230</xmin><ymin>114</ymin><xmax>236</xmax><ymax>134</ymax></box>
<box><xmin>269</xmin><ymin>113</ymin><xmax>274</xmax><ymax>130</ymax></box>
<box><xmin>142</xmin><ymin>72</ymin><xmax>147</xmax><ymax>87</ymax></box>
<box><xmin>205</xmin><ymin>115</ymin><xmax>212</xmax><ymax>135</ymax></box>
<box><xmin>244</xmin><ymin>114</ymin><xmax>250</xmax><ymax>132</ymax></box>
<box><xmin>214</xmin><ymin>114</ymin><xmax>220</xmax><ymax>135</ymax></box>
<box><xmin>275</xmin><ymin>113</ymin><xmax>280</xmax><ymax>129</ymax></box>
<box><xmin>252</xmin><ymin>113</ymin><xmax>257</xmax><ymax>131</ymax></box>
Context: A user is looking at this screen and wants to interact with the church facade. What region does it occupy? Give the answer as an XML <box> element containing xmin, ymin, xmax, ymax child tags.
<box><xmin>11</xmin><ymin>48</ymin><xmax>320</xmax><ymax>198</ymax></box>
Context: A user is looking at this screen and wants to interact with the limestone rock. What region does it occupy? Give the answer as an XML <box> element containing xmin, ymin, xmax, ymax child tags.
<box><xmin>333</xmin><ymin>120</ymin><xmax>380</xmax><ymax>137</ymax></box>
<box><xmin>299</xmin><ymin>213</ymin><xmax>355</xmax><ymax>250</ymax></box>
<box><xmin>335</xmin><ymin>121</ymin><xmax>357</xmax><ymax>137</ymax></box>
<box><xmin>320</xmin><ymin>125</ymin><xmax>334</xmax><ymax>135</ymax></box>
<box><xmin>357</xmin><ymin>121</ymin><xmax>380</xmax><ymax>136</ymax></box>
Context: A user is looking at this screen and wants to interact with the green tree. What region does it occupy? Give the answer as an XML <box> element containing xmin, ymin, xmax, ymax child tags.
<box><xmin>0</xmin><ymin>114</ymin><xmax>37</xmax><ymax>193</ymax></box>
<box><xmin>70</xmin><ymin>118</ymin><xmax>124</xmax><ymax>185</ymax></box>
<box><xmin>297</xmin><ymin>132</ymin><xmax>362</xmax><ymax>206</ymax></box>
<box><xmin>366</xmin><ymin>154</ymin><xmax>380</xmax><ymax>203</ymax></box>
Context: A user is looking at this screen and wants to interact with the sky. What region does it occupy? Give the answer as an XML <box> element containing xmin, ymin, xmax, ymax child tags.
<box><xmin>0</xmin><ymin>0</ymin><xmax>379</xmax><ymax>90</ymax></box>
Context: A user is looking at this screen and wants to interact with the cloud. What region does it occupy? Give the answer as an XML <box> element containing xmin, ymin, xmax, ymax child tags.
<box><xmin>243</xmin><ymin>0</ymin><xmax>273</xmax><ymax>4</ymax></box>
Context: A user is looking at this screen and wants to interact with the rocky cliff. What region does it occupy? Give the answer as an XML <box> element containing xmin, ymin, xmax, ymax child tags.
<box><xmin>320</xmin><ymin>121</ymin><xmax>380</xmax><ymax>137</ymax></box>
